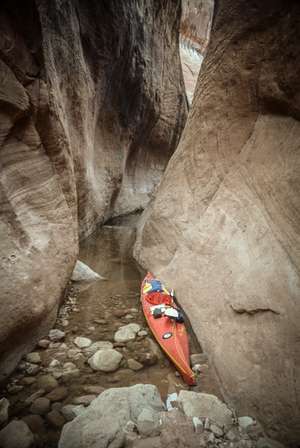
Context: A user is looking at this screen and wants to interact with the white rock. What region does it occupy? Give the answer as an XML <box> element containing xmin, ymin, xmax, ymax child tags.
<box><xmin>0</xmin><ymin>398</ymin><xmax>9</xmax><ymax>425</ymax></box>
<box><xmin>74</xmin><ymin>337</ymin><xmax>92</xmax><ymax>349</ymax></box>
<box><xmin>192</xmin><ymin>364</ymin><xmax>201</xmax><ymax>373</ymax></box>
<box><xmin>138</xmin><ymin>330</ymin><xmax>148</xmax><ymax>337</ymax></box>
<box><xmin>49</xmin><ymin>329</ymin><xmax>65</xmax><ymax>341</ymax></box>
<box><xmin>38</xmin><ymin>339</ymin><xmax>50</xmax><ymax>349</ymax></box>
<box><xmin>59</xmin><ymin>384</ymin><xmax>164</xmax><ymax>448</ymax></box>
<box><xmin>166</xmin><ymin>393</ymin><xmax>178</xmax><ymax>411</ymax></box>
<box><xmin>114</xmin><ymin>323</ymin><xmax>141</xmax><ymax>343</ymax></box>
<box><xmin>71</xmin><ymin>260</ymin><xmax>105</xmax><ymax>283</ymax></box>
<box><xmin>63</xmin><ymin>362</ymin><xmax>77</xmax><ymax>370</ymax></box>
<box><xmin>192</xmin><ymin>416</ymin><xmax>203</xmax><ymax>433</ymax></box>
<box><xmin>84</xmin><ymin>341</ymin><xmax>113</xmax><ymax>356</ymax></box>
<box><xmin>238</xmin><ymin>416</ymin><xmax>255</xmax><ymax>430</ymax></box>
<box><xmin>88</xmin><ymin>349</ymin><xmax>123</xmax><ymax>372</ymax></box>
<box><xmin>0</xmin><ymin>420</ymin><xmax>34</xmax><ymax>448</ymax></box>
<box><xmin>178</xmin><ymin>391</ymin><xmax>233</xmax><ymax>428</ymax></box>
<box><xmin>25</xmin><ymin>352</ymin><xmax>41</xmax><ymax>364</ymax></box>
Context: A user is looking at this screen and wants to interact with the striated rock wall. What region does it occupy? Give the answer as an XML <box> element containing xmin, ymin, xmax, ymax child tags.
<box><xmin>135</xmin><ymin>0</ymin><xmax>300</xmax><ymax>445</ymax></box>
<box><xmin>0</xmin><ymin>0</ymin><xmax>187</xmax><ymax>380</ymax></box>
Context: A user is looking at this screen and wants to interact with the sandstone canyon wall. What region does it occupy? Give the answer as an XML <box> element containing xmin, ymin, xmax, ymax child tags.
<box><xmin>0</xmin><ymin>0</ymin><xmax>187</xmax><ymax>381</ymax></box>
<box><xmin>135</xmin><ymin>0</ymin><xmax>300</xmax><ymax>445</ymax></box>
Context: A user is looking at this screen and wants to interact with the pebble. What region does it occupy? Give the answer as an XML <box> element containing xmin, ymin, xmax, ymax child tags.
<box><xmin>94</xmin><ymin>319</ymin><xmax>107</xmax><ymax>325</ymax></box>
<box><xmin>84</xmin><ymin>341</ymin><xmax>113</xmax><ymax>356</ymax></box>
<box><xmin>226</xmin><ymin>428</ymin><xmax>239</xmax><ymax>441</ymax></box>
<box><xmin>208</xmin><ymin>432</ymin><xmax>215</xmax><ymax>443</ymax></box>
<box><xmin>124</xmin><ymin>314</ymin><xmax>134</xmax><ymax>319</ymax></box>
<box><xmin>210</xmin><ymin>423</ymin><xmax>224</xmax><ymax>437</ymax></box>
<box><xmin>24</xmin><ymin>363</ymin><xmax>39</xmax><ymax>376</ymax></box>
<box><xmin>113</xmin><ymin>310</ymin><xmax>129</xmax><ymax>318</ymax></box>
<box><xmin>63</xmin><ymin>362</ymin><xmax>77</xmax><ymax>370</ymax></box>
<box><xmin>49</xmin><ymin>329</ymin><xmax>65</xmax><ymax>341</ymax></box>
<box><xmin>37</xmin><ymin>339</ymin><xmax>50</xmax><ymax>349</ymax></box>
<box><xmin>61</xmin><ymin>368</ymin><xmax>80</xmax><ymax>380</ymax></box>
<box><xmin>22</xmin><ymin>414</ymin><xmax>46</xmax><ymax>434</ymax></box>
<box><xmin>37</xmin><ymin>375</ymin><xmax>58</xmax><ymax>392</ymax></box>
<box><xmin>61</xmin><ymin>404</ymin><xmax>85</xmax><ymax>421</ymax></box>
<box><xmin>21</xmin><ymin>377</ymin><xmax>36</xmax><ymax>386</ymax></box>
<box><xmin>0</xmin><ymin>420</ymin><xmax>34</xmax><ymax>448</ymax></box>
<box><xmin>88</xmin><ymin>349</ymin><xmax>123</xmax><ymax>372</ymax></box>
<box><xmin>127</xmin><ymin>359</ymin><xmax>143</xmax><ymax>371</ymax></box>
<box><xmin>52</xmin><ymin>402</ymin><xmax>63</xmax><ymax>412</ymax></box>
<box><xmin>192</xmin><ymin>363</ymin><xmax>201</xmax><ymax>373</ymax></box>
<box><xmin>49</xmin><ymin>342</ymin><xmax>61</xmax><ymax>349</ymax></box>
<box><xmin>74</xmin><ymin>337</ymin><xmax>92</xmax><ymax>349</ymax></box>
<box><xmin>190</xmin><ymin>353</ymin><xmax>208</xmax><ymax>366</ymax></box>
<box><xmin>7</xmin><ymin>384</ymin><xmax>24</xmax><ymax>394</ymax></box>
<box><xmin>138</xmin><ymin>352</ymin><xmax>157</xmax><ymax>366</ymax></box>
<box><xmin>25</xmin><ymin>352</ymin><xmax>41</xmax><ymax>364</ymax></box>
<box><xmin>137</xmin><ymin>330</ymin><xmax>148</xmax><ymax>337</ymax></box>
<box><xmin>46</xmin><ymin>409</ymin><xmax>65</xmax><ymax>428</ymax></box>
<box><xmin>238</xmin><ymin>416</ymin><xmax>255</xmax><ymax>430</ymax></box>
<box><xmin>25</xmin><ymin>389</ymin><xmax>45</xmax><ymax>405</ymax></box>
<box><xmin>72</xmin><ymin>395</ymin><xmax>96</xmax><ymax>406</ymax></box>
<box><xmin>46</xmin><ymin>386</ymin><xmax>68</xmax><ymax>402</ymax></box>
<box><xmin>30</xmin><ymin>397</ymin><xmax>50</xmax><ymax>415</ymax></box>
<box><xmin>114</xmin><ymin>323</ymin><xmax>141</xmax><ymax>343</ymax></box>
<box><xmin>49</xmin><ymin>359</ymin><xmax>60</xmax><ymax>368</ymax></box>
<box><xmin>61</xmin><ymin>320</ymin><xmax>69</xmax><ymax>327</ymax></box>
<box><xmin>0</xmin><ymin>398</ymin><xmax>9</xmax><ymax>425</ymax></box>
<box><xmin>82</xmin><ymin>385</ymin><xmax>105</xmax><ymax>395</ymax></box>
<box><xmin>129</xmin><ymin>308</ymin><xmax>138</xmax><ymax>314</ymax></box>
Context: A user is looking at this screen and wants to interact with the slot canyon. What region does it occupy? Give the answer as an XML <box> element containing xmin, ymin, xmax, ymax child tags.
<box><xmin>0</xmin><ymin>1</ymin><xmax>299</xmax><ymax>447</ymax></box>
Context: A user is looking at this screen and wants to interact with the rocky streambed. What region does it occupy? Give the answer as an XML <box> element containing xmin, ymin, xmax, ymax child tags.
<box><xmin>0</xmin><ymin>222</ymin><xmax>221</xmax><ymax>447</ymax></box>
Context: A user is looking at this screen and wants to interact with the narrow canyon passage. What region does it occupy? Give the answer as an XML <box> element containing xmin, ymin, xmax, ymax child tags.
<box><xmin>0</xmin><ymin>0</ymin><xmax>300</xmax><ymax>447</ymax></box>
<box><xmin>0</xmin><ymin>220</ymin><xmax>220</xmax><ymax>447</ymax></box>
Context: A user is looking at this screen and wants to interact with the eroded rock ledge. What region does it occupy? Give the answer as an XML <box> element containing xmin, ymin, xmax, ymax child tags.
<box><xmin>0</xmin><ymin>0</ymin><xmax>187</xmax><ymax>380</ymax></box>
<box><xmin>135</xmin><ymin>0</ymin><xmax>300</xmax><ymax>445</ymax></box>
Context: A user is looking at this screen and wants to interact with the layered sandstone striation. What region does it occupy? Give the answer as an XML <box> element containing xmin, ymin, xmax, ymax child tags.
<box><xmin>135</xmin><ymin>0</ymin><xmax>300</xmax><ymax>445</ymax></box>
<box><xmin>0</xmin><ymin>0</ymin><xmax>186</xmax><ymax>380</ymax></box>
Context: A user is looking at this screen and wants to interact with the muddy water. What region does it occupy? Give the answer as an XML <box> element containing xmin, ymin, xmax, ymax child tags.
<box><xmin>1</xmin><ymin>220</ymin><xmax>221</xmax><ymax>447</ymax></box>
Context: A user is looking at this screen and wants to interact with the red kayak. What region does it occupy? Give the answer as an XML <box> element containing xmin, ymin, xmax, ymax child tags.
<box><xmin>141</xmin><ymin>272</ymin><xmax>196</xmax><ymax>386</ymax></box>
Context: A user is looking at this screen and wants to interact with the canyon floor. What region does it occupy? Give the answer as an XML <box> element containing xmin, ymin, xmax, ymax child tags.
<box><xmin>0</xmin><ymin>219</ymin><xmax>220</xmax><ymax>447</ymax></box>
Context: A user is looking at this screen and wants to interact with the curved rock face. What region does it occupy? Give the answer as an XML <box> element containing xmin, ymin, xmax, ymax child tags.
<box><xmin>0</xmin><ymin>0</ymin><xmax>186</xmax><ymax>380</ymax></box>
<box><xmin>135</xmin><ymin>0</ymin><xmax>300</xmax><ymax>445</ymax></box>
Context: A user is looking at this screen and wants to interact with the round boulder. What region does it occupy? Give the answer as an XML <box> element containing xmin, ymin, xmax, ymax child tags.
<box><xmin>88</xmin><ymin>349</ymin><xmax>123</xmax><ymax>372</ymax></box>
